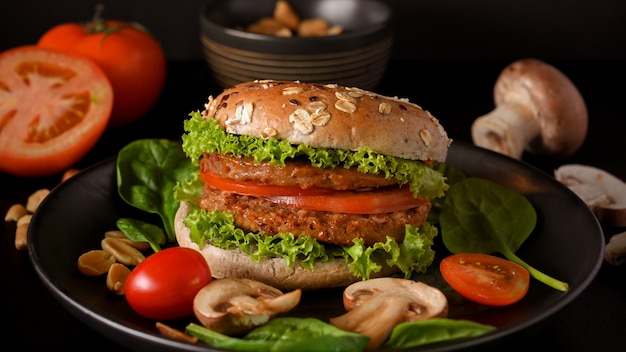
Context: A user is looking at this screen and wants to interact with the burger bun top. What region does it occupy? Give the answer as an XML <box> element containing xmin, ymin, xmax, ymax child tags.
<box><xmin>202</xmin><ymin>80</ymin><xmax>451</xmax><ymax>162</ymax></box>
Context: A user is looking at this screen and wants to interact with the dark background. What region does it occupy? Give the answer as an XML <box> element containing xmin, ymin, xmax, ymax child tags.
<box><xmin>2</xmin><ymin>1</ymin><xmax>626</xmax><ymax>351</ymax></box>
<box><xmin>1</xmin><ymin>0</ymin><xmax>625</xmax><ymax>61</ymax></box>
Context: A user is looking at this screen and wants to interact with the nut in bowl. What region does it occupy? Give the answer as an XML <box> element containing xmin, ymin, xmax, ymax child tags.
<box><xmin>200</xmin><ymin>0</ymin><xmax>393</xmax><ymax>90</ymax></box>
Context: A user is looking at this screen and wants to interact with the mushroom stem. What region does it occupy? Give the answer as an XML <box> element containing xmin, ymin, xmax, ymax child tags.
<box><xmin>471</xmin><ymin>58</ymin><xmax>588</xmax><ymax>159</ymax></box>
<box><xmin>330</xmin><ymin>278</ymin><xmax>448</xmax><ymax>351</ymax></box>
<box><xmin>193</xmin><ymin>278</ymin><xmax>302</xmax><ymax>335</ymax></box>
<box><xmin>331</xmin><ymin>296</ymin><xmax>406</xmax><ymax>352</ymax></box>
<box><xmin>472</xmin><ymin>102</ymin><xmax>540</xmax><ymax>159</ymax></box>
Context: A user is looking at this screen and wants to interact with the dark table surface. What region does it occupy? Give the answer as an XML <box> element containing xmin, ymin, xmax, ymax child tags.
<box><xmin>3</xmin><ymin>59</ymin><xmax>626</xmax><ymax>351</ymax></box>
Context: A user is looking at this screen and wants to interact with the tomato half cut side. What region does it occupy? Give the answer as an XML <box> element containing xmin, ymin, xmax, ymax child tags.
<box><xmin>0</xmin><ymin>46</ymin><xmax>113</xmax><ymax>177</ymax></box>
<box><xmin>440</xmin><ymin>253</ymin><xmax>530</xmax><ymax>307</ymax></box>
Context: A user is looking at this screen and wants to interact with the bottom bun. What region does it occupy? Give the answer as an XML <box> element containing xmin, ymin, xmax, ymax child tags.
<box><xmin>174</xmin><ymin>201</ymin><xmax>396</xmax><ymax>291</ymax></box>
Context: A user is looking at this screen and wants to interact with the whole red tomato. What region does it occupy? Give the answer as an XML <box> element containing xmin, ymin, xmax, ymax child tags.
<box><xmin>125</xmin><ymin>247</ymin><xmax>212</xmax><ymax>320</ymax></box>
<box><xmin>37</xmin><ymin>7</ymin><xmax>167</xmax><ymax>127</ymax></box>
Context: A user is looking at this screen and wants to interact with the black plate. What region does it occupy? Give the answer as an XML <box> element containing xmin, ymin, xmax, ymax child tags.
<box><xmin>28</xmin><ymin>141</ymin><xmax>604</xmax><ymax>351</ymax></box>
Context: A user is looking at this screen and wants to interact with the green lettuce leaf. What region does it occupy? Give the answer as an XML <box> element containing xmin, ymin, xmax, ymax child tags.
<box><xmin>182</xmin><ymin>112</ymin><xmax>448</xmax><ymax>199</ymax></box>
<box><xmin>179</xmin><ymin>200</ymin><xmax>436</xmax><ymax>280</ymax></box>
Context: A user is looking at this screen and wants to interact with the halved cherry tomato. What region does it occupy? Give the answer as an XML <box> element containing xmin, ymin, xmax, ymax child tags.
<box><xmin>440</xmin><ymin>253</ymin><xmax>530</xmax><ymax>307</ymax></box>
<box><xmin>0</xmin><ymin>45</ymin><xmax>113</xmax><ymax>177</ymax></box>
<box><xmin>125</xmin><ymin>247</ymin><xmax>212</xmax><ymax>320</ymax></box>
<box><xmin>37</xmin><ymin>7</ymin><xmax>166</xmax><ymax>127</ymax></box>
<box><xmin>201</xmin><ymin>169</ymin><xmax>428</xmax><ymax>214</ymax></box>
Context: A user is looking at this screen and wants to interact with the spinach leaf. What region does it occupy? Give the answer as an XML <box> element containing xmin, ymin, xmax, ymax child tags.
<box><xmin>116</xmin><ymin>139</ymin><xmax>195</xmax><ymax>244</ymax></box>
<box><xmin>381</xmin><ymin>318</ymin><xmax>496</xmax><ymax>350</ymax></box>
<box><xmin>186</xmin><ymin>318</ymin><xmax>369</xmax><ymax>352</ymax></box>
<box><xmin>186</xmin><ymin>323</ymin><xmax>271</xmax><ymax>352</ymax></box>
<box><xmin>440</xmin><ymin>177</ymin><xmax>569</xmax><ymax>291</ymax></box>
<box><xmin>116</xmin><ymin>218</ymin><xmax>166</xmax><ymax>252</ymax></box>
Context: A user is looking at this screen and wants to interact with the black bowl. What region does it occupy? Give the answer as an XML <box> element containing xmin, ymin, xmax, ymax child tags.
<box><xmin>200</xmin><ymin>0</ymin><xmax>393</xmax><ymax>89</ymax></box>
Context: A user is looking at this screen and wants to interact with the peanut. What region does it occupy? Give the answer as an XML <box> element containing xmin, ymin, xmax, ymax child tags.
<box><xmin>16</xmin><ymin>214</ymin><xmax>32</xmax><ymax>227</ymax></box>
<box><xmin>297</xmin><ymin>18</ymin><xmax>330</xmax><ymax>37</ymax></box>
<box><xmin>5</xmin><ymin>204</ymin><xmax>27</xmax><ymax>222</ymax></box>
<box><xmin>273</xmin><ymin>0</ymin><xmax>300</xmax><ymax>30</ymax></box>
<box><xmin>327</xmin><ymin>25</ymin><xmax>344</xmax><ymax>36</ymax></box>
<box><xmin>77</xmin><ymin>250</ymin><xmax>116</xmax><ymax>276</ymax></box>
<box><xmin>26</xmin><ymin>188</ymin><xmax>50</xmax><ymax>213</ymax></box>
<box><xmin>61</xmin><ymin>169</ymin><xmax>80</xmax><ymax>182</ymax></box>
<box><xmin>247</xmin><ymin>17</ymin><xmax>289</xmax><ymax>36</ymax></box>
<box><xmin>106</xmin><ymin>263</ymin><xmax>131</xmax><ymax>295</ymax></box>
<box><xmin>156</xmin><ymin>322</ymin><xmax>199</xmax><ymax>344</ymax></box>
<box><xmin>245</xmin><ymin>1</ymin><xmax>342</xmax><ymax>37</ymax></box>
<box><xmin>101</xmin><ymin>238</ymin><xmax>145</xmax><ymax>266</ymax></box>
<box><xmin>104</xmin><ymin>230</ymin><xmax>150</xmax><ymax>251</ymax></box>
<box><xmin>15</xmin><ymin>223</ymin><xmax>28</xmax><ymax>250</ymax></box>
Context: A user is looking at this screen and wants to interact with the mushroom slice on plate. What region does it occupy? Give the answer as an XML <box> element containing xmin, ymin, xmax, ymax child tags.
<box><xmin>472</xmin><ymin>58</ymin><xmax>588</xmax><ymax>159</ymax></box>
<box><xmin>330</xmin><ymin>277</ymin><xmax>448</xmax><ymax>352</ymax></box>
<box><xmin>554</xmin><ymin>164</ymin><xmax>626</xmax><ymax>227</ymax></box>
<box><xmin>193</xmin><ymin>278</ymin><xmax>302</xmax><ymax>335</ymax></box>
<box><xmin>605</xmin><ymin>231</ymin><xmax>626</xmax><ymax>266</ymax></box>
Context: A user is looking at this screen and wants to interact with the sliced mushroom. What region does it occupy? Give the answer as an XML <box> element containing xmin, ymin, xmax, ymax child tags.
<box><xmin>329</xmin><ymin>278</ymin><xmax>448</xmax><ymax>352</ymax></box>
<box><xmin>472</xmin><ymin>58</ymin><xmax>588</xmax><ymax>159</ymax></box>
<box><xmin>554</xmin><ymin>164</ymin><xmax>626</xmax><ymax>227</ymax></box>
<box><xmin>605</xmin><ymin>231</ymin><xmax>626</xmax><ymax>266</ymax></box>
<box><xmin>193</xmin><ymin>278</ymin><xmax>302</xmax><ymax>336</ymax></box>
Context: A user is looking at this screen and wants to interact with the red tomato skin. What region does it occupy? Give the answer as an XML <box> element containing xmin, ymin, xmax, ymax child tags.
<box><xmin>124</xmin><ymin>247</ymin><xmax>212</xmax><ymax>320</ymax></box>
<box><xmin>38</xmin><ymin>21</ymin><xmax>167</xmax><ymax>127</ymax></box>
<box><xmin>0</xmin><ymin>45</ymin><xmax>113</xmax><ymax>177</ymax></box>
<box><xmin>35</xmin><ymin>24</ymin><xmax>85</xmax><ymax>52</ymax></box>
<box><xmin>200</xmin><ymin>169</ymin><xmax>334</xmax><ymax>197</ymax></box>
<box><xmin>440</xmin><ymin>253</ymin><xmax>530</xmax><ymax>307</ymax></box>
<box><xmin>201</xmin><ymin>168</ymin><xmax>428</xmax><ymax>214</ymax></box>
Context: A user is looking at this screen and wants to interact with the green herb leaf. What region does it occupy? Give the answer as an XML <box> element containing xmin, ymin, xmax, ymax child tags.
<box><xmin>181</xmin><ymin>203</ymin><xmax>436</xmax><ymax>280</ymax></box>
<box><xmin>116</xmin><ymin>218</ymin><xmax>165</xmax><ymax>252</ymax></box>
<box><xmin>381</xmin><ymin>318</ymin><xmax>496</xmax><ymax>350</ymax></box>
<box><xmin>182</xmin><ymin>112</ymin><xmax>448</xmax><ymax>199</ymax></box>
<box><xmin>186</xmin><ymin>318</ymin><xmax>369</xmax><ymax>352</ymax></box>
<box><xmin>440</xmin><ymin>177</ymin><xmax>569</xmax><ymax>291</ymax></box>
<box><xmin>116</xmin><ymin>138</ymin><xmax>195</xmax><ymax>243</ymax></box>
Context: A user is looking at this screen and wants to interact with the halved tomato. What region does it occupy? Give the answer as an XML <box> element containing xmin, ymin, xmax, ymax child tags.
<box><xmin>0</xmin><ymin>46</ymin><xmax>113</xmax><ymax>177</ymax></box>
<box><xmin>440</xmin><ymin>253</ymin><xmax>530</xmax><ymax>306</ymax></box>
<box><xmin>201</xmin><ymin>168</ymin><xmax>428</xmax><ymax>214</ymax></box>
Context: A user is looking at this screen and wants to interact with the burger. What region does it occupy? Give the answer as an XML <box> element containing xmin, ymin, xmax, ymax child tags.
<box><xmin>174</xmin><ymin>80</ymin><xmax>452</xmax><ymax>290</ymax></box>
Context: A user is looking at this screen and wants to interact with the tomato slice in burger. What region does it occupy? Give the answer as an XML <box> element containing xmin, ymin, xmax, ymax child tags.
<box><xmin>266</xmin><ymin>187</ymin><xmax>428</xmax><ymax>214</ymax></box>
<box><xmin>201</xmin><ymin>168</ymin><xmax>428</xmax><ymax>214</ymax></box>
<box><xmin>200</xmin><ymin>169</ymin><xmax>334</xmax><ymax>196</ymax></box>
<box><xmin>0</xmin><ymin>45</ymin><xmax>113</xmax><ymax>177</ymax></box>
<box><xmin>440</xmin><ymin>253</ymin><xmax>530</xmax><ymax>306</ymax></box>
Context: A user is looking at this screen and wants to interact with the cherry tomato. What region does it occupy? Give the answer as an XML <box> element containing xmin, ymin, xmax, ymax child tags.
<box><xmin>0</xmin><ymin>45</ymin><xmax>113</xmax><ymax>177</ymax></box>
<box><xmin>125</xmin><ymin>247</ymin><xmax>212</xmax><ymax>320</ymax></box>
<box><xmin>201</xmin><ymin>168</ymin><xmax>428</xmax><ymax>214</ymax></box>
<box><xmin>38</xmin><ymin>8</ymin><xmax>167</xmax><ymax>127</ymax></box>
<box><xmin>440</xmin><ymin>253</ymin><xmax>530</xmax><ymax>306</ymax></box>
